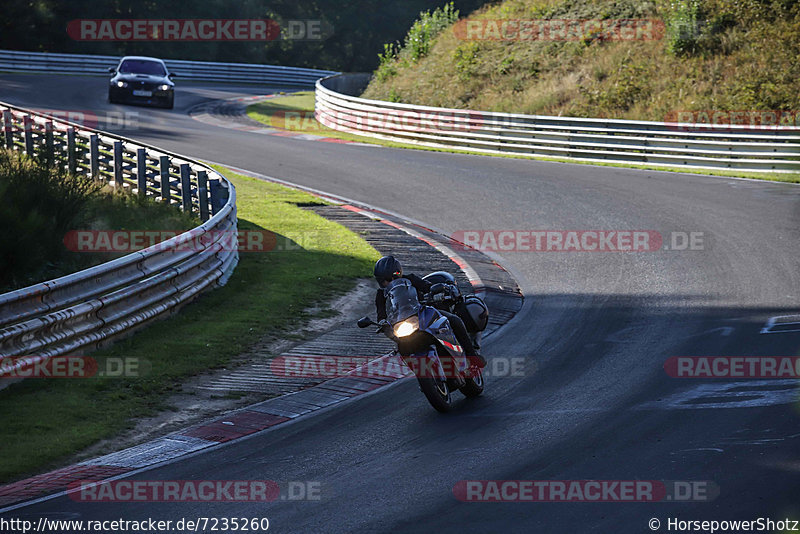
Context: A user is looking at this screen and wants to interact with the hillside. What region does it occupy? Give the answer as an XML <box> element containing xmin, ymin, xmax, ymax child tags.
<box><xmin>362</xmin><ymin>0</ymin><xmax>800</xmax><ymax>122</ymax></box>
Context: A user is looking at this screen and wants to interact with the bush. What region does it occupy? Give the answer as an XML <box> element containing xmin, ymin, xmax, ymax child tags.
<box><xmin>0</xmin><ymin>150</ymin><xmax>200</xmax><ymax>292</ymax></box>
<box><xmin>404</xmin><ymin>2</ymin><xmax>460</xmax><ymax>61</ymax></box>
<box><xmin>0</xmin><ymin>150</ymin><xmax>100</xmax><ymax>290</ymax></box>
<box><xmin>373</xmin><ymin>1</ymin><xmax>461</xmax><ymax>86</ymax></box>
<box><xmin>452</xmin><ymin>42</ymin><xmax>481</xmax><ymax>80</ymax></box>
<box><xmin>578</xmin><ymin>58</ymin><xmax>651</xmax><ymax>112</ymax></box>
<box><xmin>375</xmin><ymin>43</ymin><xmax>401</xmax><ymax>82</ymax></box>
<box><xmin>665</xmin><ymin>0</ymin><xmax>704</xmax><ymax>55</ymax></box>
<box><xmin>665</xmin><ymin>0</ymin><xmax>744</xmax><ymax>56</ymax></box>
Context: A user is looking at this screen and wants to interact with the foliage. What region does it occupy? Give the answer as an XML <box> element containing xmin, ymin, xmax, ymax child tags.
<box><xmin>0</xmin><ymin>0</ymin><xmax>485</xmax><ymax>72</ymax></box>
<box><xmin>0</xmin><ymin>149</ymin><xmax>198</xmax><ymax>291</ymax></box>
<box><xmin>375</xmin><ymin>43</ymin><xmax>401</xmax><ymax>82</ymax></box>
<box><xmin>578</xmin><ymin>57</ymin><xmax>651</xmax><ymax>112</ymax></box>
<box><xmin>405</xmin><ymin>2</ymin><xmax>461</xmax><ymax>61</ymax></box>
<box><xmin>452</xmin><ymin>42</ymin><xmax>481</xmax><ymax>79</ymax></box>
<box><xmin>0</xmin><ymin>150</ymin><xmax>99</xmax><ymax>289</ymax></box>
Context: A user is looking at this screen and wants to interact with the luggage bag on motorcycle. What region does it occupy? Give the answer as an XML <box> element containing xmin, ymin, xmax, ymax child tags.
<box><xmin>455</xmin><ymin>294</ymin><xmax>489</xmax><ymax>333</ymax></box>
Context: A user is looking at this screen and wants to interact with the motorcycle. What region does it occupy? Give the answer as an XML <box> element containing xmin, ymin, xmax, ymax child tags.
<box><xmin>357</xmin><ymin>275</ymin><xmax>487</xmax><ymax>413</ymax></box>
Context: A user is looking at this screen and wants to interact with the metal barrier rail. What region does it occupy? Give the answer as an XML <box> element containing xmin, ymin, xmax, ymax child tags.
<box><xmin>316</xmin><ymin>74</ymin><xmax>800</xmax><ymax>173</ymax></box>
<box><xmin>0</xmin><ymin>49</ymin><xmax>338</xmax><ymax>87</ymax></box>
<box><xmin>0</xmin><ymin>100</ymin><xmax>239</xmax><ymax>375</ymax></box>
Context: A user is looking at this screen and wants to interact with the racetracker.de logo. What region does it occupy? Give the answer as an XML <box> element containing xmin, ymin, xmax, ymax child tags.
<box><xmin>453</xmin><ymin>19</ymin><xmax>666</xmax><ymax>41</ymax></box>
<box><xmin>67</xmin><ymin>480</ymin><xmax>322</xmax><ymax>502</ymax></box>
<box><xmin>451</xmin><ymin>230</ymin><xmax>663</xmax><ymax>252</ymax></box>
<box><xmin>453</xmin><ymin>480</ymin><xmax>718</xmax><ymax>502</ymax></box>
<box><xmin>62</xmin><ymin>230</ymin><xmax>316</xmax><ymax>253</ymax></box>
<box><xmin>270</xmin><ymin>355</ymin><xmax>526</xmax><ymax>379</ymax></box>
<box><xmin>67</xmin><ymin>19</ymin><xmax>330</xmax><ymax>41</ymax></box>
<box><xmin>32</xmin><ymin>109</ymin><xmax>139</xmax><ymax>131</ymax></box>
<box><xmin>664</xmin><ymin>357</ymin><xmax>800</xmax><ymax>378</ymax></box>
<box><xmin>68</xmin><ymin>480</ymin><xmax>278</xmax><ymax>502</ymax></box>
<box><xmin>316</xmin><ymin>109</ymin><xmax>484</xmax><ymax>133</ymax></box>
<box><xmin>0</xmin><ymin>356</ymin><xmax>146</xmax><ymax>379</ymax></box>
<box><xmin>664</xmin><ymin>110</ymin><xmax>800</xmax><ymax>131</ymax></box>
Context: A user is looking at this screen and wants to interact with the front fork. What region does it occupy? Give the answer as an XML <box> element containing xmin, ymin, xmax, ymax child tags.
<box><xmin>402</xmin><ymin>348</ymin><xmax>466</xmax><ymax>389</ymax></box>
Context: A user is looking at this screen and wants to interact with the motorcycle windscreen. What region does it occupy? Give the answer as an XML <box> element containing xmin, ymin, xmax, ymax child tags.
<box><xmin>384</xmin><ymin>278</ymin><xmax>421</xmax><ymax>324</ymax></box>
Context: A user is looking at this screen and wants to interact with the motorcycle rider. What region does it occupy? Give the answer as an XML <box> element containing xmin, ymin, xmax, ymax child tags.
<box><xmin>373</xmin><ymin>255</ymin><xmax>487</xmax><ymax>369</ymax></box>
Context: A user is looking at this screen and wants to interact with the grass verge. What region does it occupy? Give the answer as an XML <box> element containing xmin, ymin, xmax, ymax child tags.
<box><xmin>246</xmin><ymin>92</ymin><xmax>800</xmax><ymax>184</ymax></box>
<box><xmin>0</xmin><ymin>166</ymin><xmax>380</xmax><ymax>483</ymax></box>
<box><xmin>246</xmin><ymin>91</ymin><xmax>381</xmax><ymax>144</ymax></box>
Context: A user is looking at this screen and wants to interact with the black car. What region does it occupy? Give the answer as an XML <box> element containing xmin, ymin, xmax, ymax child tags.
<box><xmin>108</xmin><ymin>56</ymin><xmax>175</xmax><ymax>109</ymax></box>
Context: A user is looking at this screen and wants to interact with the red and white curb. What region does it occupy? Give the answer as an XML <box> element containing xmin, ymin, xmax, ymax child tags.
<box><xmin>340</xmin><ymin>205</ymin><xmax>485</xmax><ymax>296</ymax></box>
<box><xmin>0</xmin><ymin>169</ymin><xmax>520</xmax><ymax>511</ymax></box>
<box><xmin>0</xmin><ymin>353</ymin><xmax>411</xmax><ymax>510</ymax></box>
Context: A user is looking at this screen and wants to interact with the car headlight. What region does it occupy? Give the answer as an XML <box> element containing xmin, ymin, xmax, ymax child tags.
<box><xmin>158</xmin><ymin>84</ymin><xmax>170</xmax><ymax>91</ymax></box>
<box><xmin>393</xmin><ymin>316</ymin><xmax>419</xmax><ymax>337</ymax></box>
<box><xmin>116</xmin><ymin>81</ymin><xmax>128</xmax><ymax>88</ymax></box>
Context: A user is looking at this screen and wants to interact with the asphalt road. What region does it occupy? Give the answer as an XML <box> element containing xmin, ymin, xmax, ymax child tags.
<box><xmin>1</xmin><ymin>74</ymin><xmax>799</xmax><ymax>533</ymax></box>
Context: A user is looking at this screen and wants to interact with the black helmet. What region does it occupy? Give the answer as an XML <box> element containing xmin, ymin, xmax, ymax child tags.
<box><xmin>374</xmin><ymin>255</ymin><xmax>402</xmax><ymax>283</ymax></box>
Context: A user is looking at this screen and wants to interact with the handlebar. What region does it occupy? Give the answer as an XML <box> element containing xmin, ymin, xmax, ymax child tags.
<box><xmin>375</xmin><ymin>320</ymin><xmax>390</xmax><ymax>334</ymax></box>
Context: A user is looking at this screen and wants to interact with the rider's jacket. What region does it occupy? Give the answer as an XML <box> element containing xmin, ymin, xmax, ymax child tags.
<box><xmin>375</xmin><ymin>274</ymin><xmax>431</xmax><ymax>321</ymax></box>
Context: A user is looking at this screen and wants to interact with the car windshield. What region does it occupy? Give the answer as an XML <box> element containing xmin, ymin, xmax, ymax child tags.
<box><xmin>118</xmin><ymin>59</ymin><xmax>166</xmax><ymax>76</ymax></box>
<box><xmin>384</xmin><ymin>278</ymin><xmax>420</xmax><ymax>324</ymax></box>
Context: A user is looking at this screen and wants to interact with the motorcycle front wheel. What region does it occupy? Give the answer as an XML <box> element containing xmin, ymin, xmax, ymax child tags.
<box><xmin>460</xmin><ymin>367</ymin><xmax>484</xmax><ymax>398</ymax></box>
<box><xmin>418</xmin><ymin>376</ymin><xmax>452</xmax><ymax>413</ymax></box>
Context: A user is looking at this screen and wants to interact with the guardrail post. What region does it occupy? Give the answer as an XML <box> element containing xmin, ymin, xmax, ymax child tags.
<box><xmin>23</xmin><ymin>115</ymin><xmax>34</xmax><ymax>155</ymax></box>
<box><xmin>197</xmin><ymin>170</ymin><xmax>209</xmax><ymax>221</ymax></box>
<box><xmin>136</xmin><ymin>148</ymin><xmax>147</xmax><ymax>197</ymax></box>
<box><xmin>44</xmin><ymin>121</ymin><xmax>54</xmax><ymax>166</ymax></box>
<box><xmin>89</xmin><ymin>134</ymin><xmax>99</xmax><ymax>179</ymax></box>
<box><xmin>179</xmin><ymin>163</ymin><xmax>192</xmax><ymax>212</ymax></box>
<box><xmin>3</xmin><ymin>110</ymin><xmax>14</xmax><ymax>149</ymax></box>
<box><xmin>209</xmin><ymin>179</ymin><xmax>229</xmax><ymax>216</ymax></box>
<box><xmin>66</xmin><ymin>127</ymin><xmax>76</xmax><ymax>174</ymax></box>
<box><xmin>159</xmin><ymin>155</ymin><xmax>171</xmax><ymax>203</ymax></box>
<box><xmin>113</xmin><ymin>141</ymin><xmax>123</xmax><ymax>189</ymax></box>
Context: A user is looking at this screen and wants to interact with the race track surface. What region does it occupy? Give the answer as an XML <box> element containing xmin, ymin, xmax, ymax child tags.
<box><xmin>1</xmin><ymin>74</ymin><xmax>799</xmax><ymax>533</ymax></box>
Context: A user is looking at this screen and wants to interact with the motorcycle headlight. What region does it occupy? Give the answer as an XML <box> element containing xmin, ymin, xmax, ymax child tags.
<box><xmin>393</xmin><ymin>316</ymin><xmax>419</xmax><ymax>337</ymax></box>
<box><xmin>159</xmin><ymin>84</ymin><xmax>170</xmax><ymax>91</ymax></box>
<box><xmin>116</xmin><ymin>81</ymin><xmax>128</xmax><ymax>88</ymax></box>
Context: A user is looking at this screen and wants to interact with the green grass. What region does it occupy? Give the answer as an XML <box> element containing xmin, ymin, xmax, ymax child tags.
<box><xmin>247</xmin><ymin>92</ymin><xmax>800</xmax><ymax>184</ymax></box>
<box><xmin>0</xmin><ymin>166</ymin><xmax>380</xmax><ymax>483</ymax></box>
<box><xmin>246</xmin><ymin>91</ymin><xmax>385</xmax><ymax>144</ymax></box>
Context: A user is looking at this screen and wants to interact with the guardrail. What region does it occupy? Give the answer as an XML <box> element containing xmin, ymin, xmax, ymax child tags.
<box><xmin>0</xmin><ymin>49</ymin><xmax>338</xmax><ymax>87</ymax></box>
<box><xmin>316</xmin><ymin>74</ymin><xmax>800</xmax><ymax>173</ymax></box>
<box><xmin>0</xmin><ymin>100</ymin><xmax>239</xmax><ymax>376</ymax></box>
